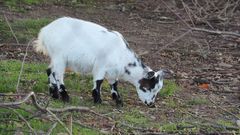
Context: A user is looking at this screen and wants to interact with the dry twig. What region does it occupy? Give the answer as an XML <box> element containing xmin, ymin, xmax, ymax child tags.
<box><xmin>0</xmin><ymin>92</ymin><xmax>113</xmax><ymax>134</ymax></box>
<box><xmin>16</xmin><ymin>39</ymin><xmax>34</xmax><ymax>93</ymax></box>
<box><xmin>46</xmin><ymin>122</ymin><xmax>58</xmax><ymax>135</ymax></box>
<box><xmin>191</xmin><ymin>27</ymin><xmax>240</xmax><ymax>37</ymax></box>
<box><xmin>46</xmin><ymin>108</ymin><xmax>72</xmax><ymax>135</ymax></box>
<box><xmin>11</xmin><ymin>108</ymin><xmax>37</xmax><ymax>135</ymax></box>
<box><xmin>208</xmin><ymin>96</ymin><xmax>240</xmax><ymax>120</ymax></box>
<box><xmin>4</xmin><ymin>14</ymin><xmax>19</xmax><ymax>44</ymax></box>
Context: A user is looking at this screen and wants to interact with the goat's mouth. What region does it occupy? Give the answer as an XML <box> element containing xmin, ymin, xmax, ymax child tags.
<box><xmin>144</xmin><ymin>101</ymin><xmax>156</xmax><ymax>108</ymax></box>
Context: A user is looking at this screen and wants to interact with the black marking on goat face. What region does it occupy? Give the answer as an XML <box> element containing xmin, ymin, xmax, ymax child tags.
<box><xmin>136</xmin><ymin>58</ymin><xmax>146</xmax><ymax>69</ymax></box>
<box><xmin>124</xmin><ymin>67</ymin><xmax>131</xmax><ymax>75</ymax></box>
<box><xmin>139</xmin><ymin>75</ymin><xmax>159</xmax><ymax>92</ymax></box>
<box><xmin>152</xmin><ymin>94</ymin><xmax>156</xmax><ymax>100</ymax></box>
<box><xmin>128</xmin><ymin>62</ymin><xmax>137</xmax><ymax>67</ymax></box>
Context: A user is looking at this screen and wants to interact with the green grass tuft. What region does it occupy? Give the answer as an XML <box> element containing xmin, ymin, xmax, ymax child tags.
<box><xmin>160</xmin><ymin>80</ymin><xmax>179</xmax><ymax>97</ymax></box>
<box><xmin>4</xmin><ymin>0</ymin><xmax>44</xmax><ymax>12</ymax></box>
<box><xmin>187</xmin><ymin>97</ymin><xmax>208</xmax><ymax>106</ymax></box>
<box><xmin>0</xmin><ymin>18</ymin><xmax>52</xmax><ymax>43</ymax></box>
<box><xmin>0</xmin><ymin>60</ymin><xmax>48</xmax><ymax>93</ymax></box>
<box><xmin>123</xmin><ymin>109</ymin><xmax>149</xmax><ymax>125</ymax></box>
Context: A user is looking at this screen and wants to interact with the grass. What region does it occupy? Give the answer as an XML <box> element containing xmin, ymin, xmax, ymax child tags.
<box><xmin>123</xmin><ymin>109</ymin><xmax>149</xmax><ymax>125</ymax></box>
<box><xmin>3</xmin><ymin>0</ymin><xmax>96</xmax><ymax>12</ymax></box>
<box><xmin>0</xmin><ymin>108</ymin><xmax>100</xmax><ymax>135</ymax></box>
<box><xmin>0</xmin><ymin>18</ymin><xmax>52</xmax><ymax>43</ymax></box>
<box><xmin>0</xmin><ymin>60</ymin><xmax>48</xmax><ymax>93</ymax></box>
<box><xmin>160</xmin><ymin>122</ymin><xmax>199</xmax><ymax>134</ymax></box>
<box><xmin>159</xmin><ymin>80</ymin><xmax>179</xmax><ymax>97</ymax></box>
<box><xmin>187</xmin><ymin>97</ymin><xmax>209</xmax><ymax>106</ymax></box>
<box><xmin>4</xmin><ymin>0</ymin><xmax>44</xmax><ymax>12</ymax></box>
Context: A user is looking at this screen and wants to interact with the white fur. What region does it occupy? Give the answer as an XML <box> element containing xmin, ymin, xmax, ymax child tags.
<box><xmin>34</xmin><ymin>17</ymin><xmax>164</xmax><ymax>105</ymax></box>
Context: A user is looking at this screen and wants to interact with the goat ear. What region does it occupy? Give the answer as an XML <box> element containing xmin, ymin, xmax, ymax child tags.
<box><xmin>145</xmin><ymin>71</ymin><xmax>155</xmax><ymax>79</ymax></box>
<box><xmin>157</xmin><ymin>69</ymin><xmax>173</xmax><ymax>80</ymax></box>
<box><xmin>156</xmin><ymin>69</ymin><xmax>165</xmax><ymax>80</ymax></box>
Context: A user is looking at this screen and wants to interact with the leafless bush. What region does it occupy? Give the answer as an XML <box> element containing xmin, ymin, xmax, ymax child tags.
<box><xmin>178</xmin><ymin>0</ymin><xmax>240</xmax><ymax>28</ymax></box>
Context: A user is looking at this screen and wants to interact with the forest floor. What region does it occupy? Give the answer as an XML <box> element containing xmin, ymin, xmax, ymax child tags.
<box><xmin>0</xmin><ymin>0</ymin><xmax>240</xmax><ymax>134</ymax></box>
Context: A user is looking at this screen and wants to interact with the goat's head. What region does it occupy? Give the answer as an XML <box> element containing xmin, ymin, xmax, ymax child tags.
<box><xmin>136</xmin><ymin>69</ymin><xmax>166</xmax><ymax>107</ymax></box>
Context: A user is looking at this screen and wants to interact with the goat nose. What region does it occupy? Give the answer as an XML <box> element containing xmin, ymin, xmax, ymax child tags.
<box><xmin>147</xmin><ymin>102</ymin><xmax>155</xmax><ymax>108</ymax></box>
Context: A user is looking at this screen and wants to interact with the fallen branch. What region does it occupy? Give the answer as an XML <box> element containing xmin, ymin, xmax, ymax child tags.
<box><xmin>191</xmin><ymin>27</ymin><xmax>240</xmax><ymax>37</ymax></box>
<box><xmin>0</xmin><ymin>92</ymin><xmax>111</xmax><ymax>120</ymax></box>
<box><xmin>0</xmin><ymin>92</ymin><xmax>115</xmax><ymax>134</ymax></box>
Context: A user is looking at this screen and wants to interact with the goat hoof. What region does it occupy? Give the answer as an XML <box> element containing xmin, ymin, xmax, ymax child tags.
<box><xmin>60</xmin><ymin>90</ymin><xmax>70</xmax><ymax>102</ymax></box>
<box><xmin>116</xmin><ymin>98</ymin><xmax>123</xmax><ymax>107</ymax></box>
<box><xmin>49</xmin><ymin>86</ymin><xmax>59</xmax><ymax>99</ymax></box>
<box><xmin>94</xmin><ymin>98</ymin><xmax>102</xmax><ymax>104</ymax></box>
<box><xmin>92</xmin><ymin>89</ymin><xmax>101</xmax><ymax>103</ymax></box>
<box><xmin>112</xmin><ymin>93</ymin><xmax>123</xmax><ymax>107</ymax></box>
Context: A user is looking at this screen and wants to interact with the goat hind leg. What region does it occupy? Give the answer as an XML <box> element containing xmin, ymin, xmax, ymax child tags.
<box><xmin>109</xmin><ymin>80</ymin><xmax>123</xmax><ymax>107</ymax></box>
<box><xmin>48</xmin><ymin>62</ymin><xmax>69</xmax><ymax>102</ymax></box>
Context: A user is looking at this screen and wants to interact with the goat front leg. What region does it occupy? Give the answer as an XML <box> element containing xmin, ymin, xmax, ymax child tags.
<box><xmin>110</xmin><ymin>81</ymin><xmax>123</xmax><ymax>107</ymax></box>
<box><xmin>47</xmin><ymin>68</ymin><xmax>59</xmax><ymax>99</ymax></box>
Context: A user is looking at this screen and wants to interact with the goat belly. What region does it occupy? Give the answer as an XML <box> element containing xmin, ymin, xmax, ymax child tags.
<box><xmin>66</xmin><ymin>53</ymin><xmax>95</xmax><ymax>74</ymax></box>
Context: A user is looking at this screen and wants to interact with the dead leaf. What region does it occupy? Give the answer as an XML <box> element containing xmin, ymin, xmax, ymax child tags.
<box><xmin>198</xmin><ymin>83</ymin><xmax>209</xmax><ymax>90</ymax></box>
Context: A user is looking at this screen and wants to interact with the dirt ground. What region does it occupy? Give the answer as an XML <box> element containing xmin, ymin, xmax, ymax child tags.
<box><xmin>0</xmin><ymin>0</ymin><xmax>240</xmax><ymax>134</ymax></box>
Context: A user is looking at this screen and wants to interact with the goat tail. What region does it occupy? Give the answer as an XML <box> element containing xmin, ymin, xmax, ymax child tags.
<box><xmin>33</xmin><ymin>34</ymin><xmax>48</xmax><ymax>56</ymax></box>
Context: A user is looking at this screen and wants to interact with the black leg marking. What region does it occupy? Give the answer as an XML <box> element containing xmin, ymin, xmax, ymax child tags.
<box><xmin>110</xmin><ymin>81</ymin><xmax>123</xmax><ymax>107</ymax></box>
<box><xmin>59</xmin><ymin>84</ymin><xmax>70</xmax><ymax>102</ymax></box>
<box><xmin>49</xmin><ymin>83</ymin><xmax>59</xmax><ymax>99</ymax></box>
<box><xmin>46</xmin><ymin>68</ymin><xmax>51</xmax><ymax>76</ymax></box>
<box><xmin>92</xmin><ymin>80</ymin><xmax>103</xmax><ymax>104</ymax></box>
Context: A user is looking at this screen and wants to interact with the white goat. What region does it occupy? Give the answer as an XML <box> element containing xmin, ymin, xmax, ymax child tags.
<box><xmin>34</xmin><ymin>17</ymin><xmax>165</xmax><ymax>107</ymax></box>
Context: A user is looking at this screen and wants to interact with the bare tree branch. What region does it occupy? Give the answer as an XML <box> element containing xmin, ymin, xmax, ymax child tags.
<box><xmin>191</xmin><ymin>27</ymin><xmax>240</xmax><ymax>37</ymax></box>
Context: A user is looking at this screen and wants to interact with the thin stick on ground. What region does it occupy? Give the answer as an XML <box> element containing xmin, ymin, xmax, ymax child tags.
<box><xmin>153</xmin><ymin>30</ymin><xmax>191</xmax><ymax>54</ymax></box>
<box><xmin>47</xmin><ymin>122</ymin><xmax>58</xmax><ymax>135</ymax></box>
<box><xmin>16</xmin><ymin>39</ymin><xmax>35</xmax><ymax>93</ymax></box>
<box><xmin>11</xmin><ymin>108</ymin><xmax>37</xmax><ymax>135</ymax></box>
<box><xmin>191</xmin><ymin>27</ymin><xmax>240</xmax><ymax>37</ymax></box>
<box><xmin>0</xmin><ymin>92</ymin><xmax>108</xmax><ymax>116</ymax></box>
<box><xmin>160</xmin><ymin>0</ymin><xmax>192</xmax><ymax>29</ymax></box>
<box><xmin>208</xmin><ymin>96</ymin><xmax>240</xmax><ymax>120</ymax></box>
<box><xmin>46</xmin><ymin>108</ymin><xmax>72</xmax><ymax>135</ymax></box>
<box><xmin>4</xmin><ymin>14</ymin><xmax>19</xmax><ymax>45</ymax></box>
